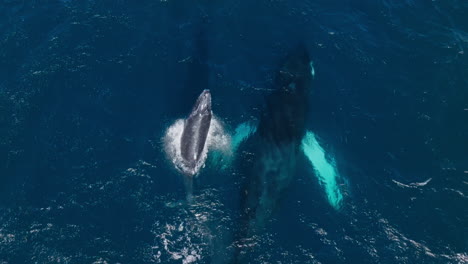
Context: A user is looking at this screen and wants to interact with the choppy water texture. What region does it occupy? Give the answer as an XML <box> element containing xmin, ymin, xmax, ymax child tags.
<box><xmin>0</xmin><ymin>0</ymin><xmax>467</xmax><ymax>263</ymax></box>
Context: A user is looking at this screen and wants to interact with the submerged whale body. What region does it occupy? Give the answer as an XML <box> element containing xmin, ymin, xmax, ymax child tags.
<box><xmin>237</xmin><ymin>46</ymin><xmax>312</xmax><ymax>238</ymax></box>
<box><xmin>180</xmin><ymin>89</ymin><xmax>212</xmax><ymax>176</ymax></box>
<box><xmin>229</xmin><ymin>46</ymin><xmax>313</xmax><ymax>264</ymax></box>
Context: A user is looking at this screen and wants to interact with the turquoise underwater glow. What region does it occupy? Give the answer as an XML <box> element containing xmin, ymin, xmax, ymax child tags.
<box><xmin>301</xmin><ymin>131</ymin><xmax>343</xmax><ymax>209</ymax></box>
<box><xmin>209</xmin><ymin>121</ymin><xmax>257</xmax><ymax>168</ymax></box>
<box><xmin>231</xmin><ymin>121</ymin><xmax>257</xmax><ymax>152</ymax></box>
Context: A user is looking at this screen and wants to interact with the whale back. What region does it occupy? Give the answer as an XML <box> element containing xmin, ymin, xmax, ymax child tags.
<box><xmin>180</xmin><ymin>90</ymin><xmax>212</xmax><ymax>174</ymax></box>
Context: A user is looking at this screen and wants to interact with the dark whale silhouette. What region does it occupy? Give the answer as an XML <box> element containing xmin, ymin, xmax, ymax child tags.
<box><xmin>245</xmin><ymin>46</ymin><xmax>311</xmax><ymax>228</ymax></box>
<box><xmin>231</xmin><ymin>46</ymin><xmax>312</xmax><ymax>263</ymax></box>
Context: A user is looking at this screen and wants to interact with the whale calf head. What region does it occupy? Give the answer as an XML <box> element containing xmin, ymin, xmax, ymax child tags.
<box><xmin>190</xmin><ymin>89</ymin><xmax>212</xmax><ymax>117</ymax></box>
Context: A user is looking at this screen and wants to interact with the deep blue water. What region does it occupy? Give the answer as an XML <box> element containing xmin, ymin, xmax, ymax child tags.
<box><xmin>0</xmin><ymin>0</ymin><xmax>467</xmax><ymax>263</ymax></box>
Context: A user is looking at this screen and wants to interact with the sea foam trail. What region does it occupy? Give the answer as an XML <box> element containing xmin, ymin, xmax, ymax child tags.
<box><xmin>301</xmin><ymin>131</ymin><xmax>343</xmax><ymax>209</ymax></box>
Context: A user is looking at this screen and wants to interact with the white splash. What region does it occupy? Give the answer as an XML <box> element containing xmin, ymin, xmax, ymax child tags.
<box><xmin>163</xmin><ymin>116</ymin><xmax>230</xmax><ymax>176</ymax></box>
<box><xmin>155</xmin><ymin>222</ymin><xmax>205</xmax><ymax>264</ymax></box>
<box><xmin>392</xmin><ymin>178</ymin><xmax>432</xmax><ymax>189</ymax></box>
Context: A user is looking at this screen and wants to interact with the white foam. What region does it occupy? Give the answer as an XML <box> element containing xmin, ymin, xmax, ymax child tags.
<box><xmin>392</xmin><ymin>178</ymin><xmax>432</xmax><ymax>189</ymax></box>
<box><xmin>207</xmin><ymin>117</ymin><xmax>232</xmax><ymax>154</ymax></box>
<box><xmin>156</xmin><ymin>222</ymin><xmax>203</xmax><ymax>264</ymax></box>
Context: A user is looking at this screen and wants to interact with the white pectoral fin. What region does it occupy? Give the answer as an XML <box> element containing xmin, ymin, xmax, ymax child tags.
<box><xmin>301</xmin><ymin>130</ymin><xmax>343</xmax><ymax>209</ymax></box>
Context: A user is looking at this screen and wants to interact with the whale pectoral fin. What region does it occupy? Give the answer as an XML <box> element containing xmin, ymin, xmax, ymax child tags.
<box><xmin>207</xmin><ymin>120</ymin><xmax>258</xmax><ymax>169</ymax></box>
<box><xmin>231</xmin><ymin>121</ymin><xmax>258</xmax><ymax>152</ymax></box>
<box><xmin>301</xmin><ymin>130</ymin><xmax>343</xmax><ymax>209</ymax></box>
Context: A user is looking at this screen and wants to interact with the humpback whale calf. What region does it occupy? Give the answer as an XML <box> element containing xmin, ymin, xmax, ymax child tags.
<box><xmin>164</xmin><ymin>89</ymin><xmax>213</xmax><ymax>177</ymax></box>
<box><xmin>180</xmin><ymin>89</ymin><xmax>212</xmax><ymax>176</ymax></box>
<box><xmin>164</xmin><ymin>89</ymin><xmax>230</xmax><ymax>201</ymax></box>
<box><xmin>164</xmin><ymin>89</ymin><xmax>230</xmax><ymax>177</ymax></box>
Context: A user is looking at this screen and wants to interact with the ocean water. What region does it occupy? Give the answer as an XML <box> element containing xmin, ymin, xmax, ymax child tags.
<box><xmin>0</xmin><ymin>0</ymin><xmax>467</xmax><ymax>263</ymax></box>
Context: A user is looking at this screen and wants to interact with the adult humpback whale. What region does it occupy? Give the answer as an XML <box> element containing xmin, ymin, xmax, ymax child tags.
<box><xmin>228</xmin><ymin>47</ymin><xmax>314</xmax><ymax>263</ymax></box>
<box><xmin>243</xmin><ymin>46</ymin><xmax>312</xmax><ymax>228</ymax></box>
<box><xmin>180</xmin><ymin>89</ymin><xmax>212</xmax><ymax>176</ymax></box>
<box><xmin>227</xmin><ymin>46</ymin><xmax>345</xmax><ymax>263</ymax></box>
